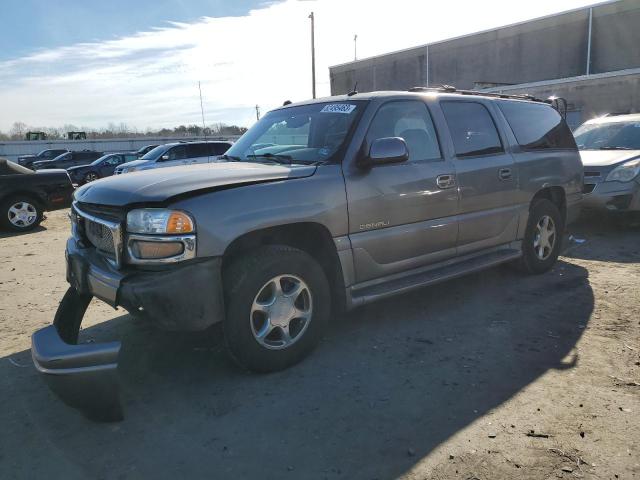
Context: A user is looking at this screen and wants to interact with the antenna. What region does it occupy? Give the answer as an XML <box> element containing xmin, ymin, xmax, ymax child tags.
<box><xmin>198</xmin><ymin>81</ymin><xmax>207</xmax><ymax>140</ymax></box>
<box><xmin>255</xmin><ymin>104</ymin><xmax>261</xmax><ymax>121</ymax></box>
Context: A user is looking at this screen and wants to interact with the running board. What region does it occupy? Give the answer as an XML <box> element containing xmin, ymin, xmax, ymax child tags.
<box><xmin>349</xmin><ymin>249</ymin><xmax>521</xmax><ymax>306</ymax></box>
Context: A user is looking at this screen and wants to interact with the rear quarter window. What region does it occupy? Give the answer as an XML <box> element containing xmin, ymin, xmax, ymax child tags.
<box><xmin>498</xmin><ymin>101</ymin><xmax>576</xmax><ymax>150</ymax></box>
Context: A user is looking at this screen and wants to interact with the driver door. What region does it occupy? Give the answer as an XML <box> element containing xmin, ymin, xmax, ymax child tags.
<box><xmin>344</xmin><ymin>99</ymin><xmax>459</xmax><ymax>284</ymax></box>
<box><xmin>159</xmin><ymin>145</ymin><xmax>187</xmax><ymax>169</ymax></box>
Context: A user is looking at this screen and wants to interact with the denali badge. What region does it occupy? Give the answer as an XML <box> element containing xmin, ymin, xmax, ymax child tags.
<box><xmin>359</xmin><ymin>220</ymin><xmax>390</xmax><ymax>230</ymax></box>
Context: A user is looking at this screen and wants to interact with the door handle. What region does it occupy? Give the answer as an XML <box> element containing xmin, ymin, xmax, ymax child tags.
<box><xmin>498</xmin><ymin>168</ymin><xmax>512</xmax><ymax>180</ymax></box>
<box><xmin>436</xmin><ymin>174</ymin><xmax>456</xmax><ymax>189</ymax></box>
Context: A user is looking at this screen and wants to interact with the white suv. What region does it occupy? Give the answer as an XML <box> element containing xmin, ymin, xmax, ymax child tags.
<box><xmin>115</xmin><ymin>141</ymin><xmax>232</xmax><ymax>174</ymax></box>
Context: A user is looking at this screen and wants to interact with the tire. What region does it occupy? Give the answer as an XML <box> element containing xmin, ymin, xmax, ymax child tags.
<box><xmin>223</xmin><ymin>245</ymin><xmax>331</xmax><ymax>373</ymax></box>
<box><xmin>84</xmin><ymin>171</ymin><xmax>99</xmax><ymax>183</ymax></box>
<box><xmin>517</xmin><ymin>198</ymin><xmax>563</xmax><ymax>274</ymax></box>
<box><xmin>0</xmin><ymin>195</ymin><xmax>43</xmax><ymax>232</ymax></box>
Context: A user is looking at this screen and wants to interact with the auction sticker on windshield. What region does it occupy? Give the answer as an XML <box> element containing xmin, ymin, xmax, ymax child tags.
<box><xmin>320</xmin><ymin>104</ymin><xmax>357</xmax><ymax>114</ymax></box>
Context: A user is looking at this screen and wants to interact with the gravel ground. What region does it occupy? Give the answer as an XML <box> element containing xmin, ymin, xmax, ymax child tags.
<box><xmin>0</xmin><ymin>209</ymin><xmax>638</xmax><ymax>479</ymax></box>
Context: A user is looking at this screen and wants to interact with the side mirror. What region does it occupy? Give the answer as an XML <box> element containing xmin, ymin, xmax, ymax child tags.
<box><xmin>359</xmin><ymin>137</ymin><xmax>409</xmax><ymax>169</ymax></box>
<box><xmin>160</xmin><ymin>154</ymin><xmax>170</xmax><ymax>161</ymax></box>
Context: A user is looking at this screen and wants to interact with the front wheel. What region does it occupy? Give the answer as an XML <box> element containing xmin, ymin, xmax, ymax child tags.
<box><xmin>223</xmin><ymin>246</ymin><xmax>330</xmax><ymax>373</ymax></box>
<box><xmin>0</xmin><ymin>195</ymin><xmax>43</xmax><ymax>232</ymax></box>
<box><xmin>518</xmin><ymin>199</ymin><xmax>563</xmax><ymax>274</ymax></box>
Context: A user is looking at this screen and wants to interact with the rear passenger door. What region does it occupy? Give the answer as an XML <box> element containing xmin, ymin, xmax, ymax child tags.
<box><xmin>440</xmin><ymin>100</ymin><xmax>519</xmax><ymax>254</ymax></box>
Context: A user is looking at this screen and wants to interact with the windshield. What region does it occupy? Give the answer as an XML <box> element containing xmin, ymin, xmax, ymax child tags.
<box><xmin>224</xmin><ymin>101</ymin><xmax>364</xmax><ymax>164</ymax></box>
<box><xmin>50</xmin><ymin>152</ymin><xmax>71</xmax><ymax>162</ymax></box>
<box><xmin>139</xmin><ymin>145</ymin><xmax>170</xmax><ymax>160</ymax></box>
<box><xmin>574</xmin><ymin>121</ymin><xmax>640</xmax><ymax>150</ymax></box>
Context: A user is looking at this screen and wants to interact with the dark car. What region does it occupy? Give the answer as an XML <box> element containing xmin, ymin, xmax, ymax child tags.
<box><xmin>0</xmin><ymin>158</ymin><xmax>74</xmax><ymax>231</ymax></box>
<box><xmin>33</xmin><ymin>150</ymin><xmax>103</xmax><ymax>170</ymax></box>
<box><xmin>67</xmin><ymin>153</ymin><xmax>137</xmax><ymax>185</ymax></box>
<box><xmin>135</xmin><ymin>144</ymin><xmax>159</xmax><ymax>158</ymax></box>
<box><xmin>17</xmin><ymin>149</ymin><xmax>69</xmax><ymax>169</ymax></box>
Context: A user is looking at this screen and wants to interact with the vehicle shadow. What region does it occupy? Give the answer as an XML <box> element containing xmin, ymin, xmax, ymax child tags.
<box><xmin>565</xmin><ymin>212</ymin><xmax>640</xmax><ymax>263</ymax></box>
<box><xmin>0</xmin><ymin>225</ymin><xmax>47</xmax><ymax>239</ymax></box>
<box><xmin>1</xmin><ymin>260</ymin><xmax>593</xmax><ymax>479</ymax></box>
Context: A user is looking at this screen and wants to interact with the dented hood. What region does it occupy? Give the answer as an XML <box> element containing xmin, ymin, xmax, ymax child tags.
<box><xmin>74</xmin><ymin>161</ymin><xmax>316</xmax><ymax>206</ymax></box>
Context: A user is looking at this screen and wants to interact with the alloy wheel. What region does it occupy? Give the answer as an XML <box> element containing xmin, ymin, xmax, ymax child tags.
<box><xmin>8</xmin><ymin>201</ymin><xmax>37</xmax><ymax>228</ymax></box>
<box><xmin>533</xmin><ymin>215</ymin><xmax>556</xmax><ymax>260</ymax></box>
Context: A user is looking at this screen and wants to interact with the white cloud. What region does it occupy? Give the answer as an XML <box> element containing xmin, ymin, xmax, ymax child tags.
<box><xmin>0</xmin><ymin>0</ymin><xmax>596</xmax><ymax>131</ymax></box>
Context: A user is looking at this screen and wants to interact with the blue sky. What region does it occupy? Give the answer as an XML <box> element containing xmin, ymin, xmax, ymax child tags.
<box><xmin>0</xmin><ymin>0</ymin><xmax>597</xmax><ymax>132</ymax></box>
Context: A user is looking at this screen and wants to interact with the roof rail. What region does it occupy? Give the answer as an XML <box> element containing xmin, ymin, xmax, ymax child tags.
<box><xmin>407</xmin><ymin>85</ymin><xmax>549</xmax><ymax>104</ymax></box>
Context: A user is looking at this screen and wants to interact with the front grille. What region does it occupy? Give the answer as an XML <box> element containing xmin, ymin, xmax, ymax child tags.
<box><xmin>584</xmin><ymin>171</ymin><xmax>601</xmax><ymax>178</ymax></box>
<box><xmin>84</xmin><ymin>219</ymin><xmax>115</xmax><ymax>254</ymax></box>
<box><xmin>76</xmin><ymin>202</ymin><xmax>125</xmax><ymax>222</ymax></box>
<box><xmin>582</xmin><ymin>184</ymin><xmax>596</xmax><ymax>194</ymax></box>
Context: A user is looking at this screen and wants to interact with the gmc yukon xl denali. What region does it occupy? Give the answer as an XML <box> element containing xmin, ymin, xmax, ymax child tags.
<box><xmin>31</xmin><ymin>89</ymin><xmax>582</xmax><ymax>420</ymax></box>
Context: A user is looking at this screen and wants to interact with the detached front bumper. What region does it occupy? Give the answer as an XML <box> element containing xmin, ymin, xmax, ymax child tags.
<box><xmin>31</xmin><ymin>238</ymin><xmax>224</xmax><ymax>421</ymax></box>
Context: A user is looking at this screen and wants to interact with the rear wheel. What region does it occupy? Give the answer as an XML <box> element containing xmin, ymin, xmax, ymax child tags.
<box><xmin>517</xmin><ymin>199</ymin><xmax>563</xmax><ymax>274</ymax></box>
<box><xmin>0</xmin><ymin>195</ymin><xmax>43</xmax><ymax>232</ymax></box>
<box><xmin>223</xmin><ymin>245</ymin><xmax>330</xmax><ymax>373</ymax></box>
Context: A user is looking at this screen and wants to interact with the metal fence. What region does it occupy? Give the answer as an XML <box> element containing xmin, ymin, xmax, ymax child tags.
<box><xmin>0</xmin><ymin>135</ymin><xmax>241</xmax><ymax>162</ymax></box>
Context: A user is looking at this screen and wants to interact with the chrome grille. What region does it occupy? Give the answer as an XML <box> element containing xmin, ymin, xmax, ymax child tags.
<box><xmin>84</xmin><ymin>219</ymin><xmax>115</xmax><ymax>254</ymax></box>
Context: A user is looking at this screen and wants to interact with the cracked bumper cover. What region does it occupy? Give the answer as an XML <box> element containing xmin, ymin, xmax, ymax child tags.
<box><xmin>31</xmin><ymin>238</ymin><xmax>224</xmax><ymax>421</ymax></box>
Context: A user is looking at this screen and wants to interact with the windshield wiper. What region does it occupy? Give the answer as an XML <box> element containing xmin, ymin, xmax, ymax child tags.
<box><xmin>246</xmin><ymin>153</ymin><xmax>293</xmax><ymax>165</ymax></box>
<box><xmin>598</xmin><ymin>146</ymin><xmax>632</xmax><ymax>150</ymax></box>
<box><xmin>219</xmin><ymin>154</ymin><xmax>242</xmax><ymax>161</ymax></box>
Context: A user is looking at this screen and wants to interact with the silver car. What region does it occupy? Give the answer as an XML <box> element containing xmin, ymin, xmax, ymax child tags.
<box><xmin>575</xmin><ymin>113</ymin><xmax>640</xmax><ymax>221</ymax></box>
<box><xmin>115</xmin><ymin>140</ymin><xmax>233</xmax><ymax>174</ymax></box>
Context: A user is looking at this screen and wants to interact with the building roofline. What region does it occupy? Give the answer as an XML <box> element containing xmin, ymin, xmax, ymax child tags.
<box><xmin>329</xmin><ymin>0</ymin><xmax>622</xmax><ymax>71</ymax></box>
<box><xmin>480</xmin><ymin>67</ymin><xmax>640</xmax><ymax>92</ymax></box>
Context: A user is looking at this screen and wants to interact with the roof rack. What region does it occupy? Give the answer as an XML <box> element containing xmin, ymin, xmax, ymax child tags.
<box><xmin>407</xmin><ymin>85</ymin><xmax>549</xmax><ymax>104</ymax></box>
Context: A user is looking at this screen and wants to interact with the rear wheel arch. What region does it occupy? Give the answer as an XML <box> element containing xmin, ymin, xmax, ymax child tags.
<box><xmin>222</xmin><ymin>222</ymin><xmax>346</xmax><ymax>312</ymax></box>
<box><xmin>531</xmin><ymin>186</ymin><xmax>566</xmax><ymax>224</ymax></box>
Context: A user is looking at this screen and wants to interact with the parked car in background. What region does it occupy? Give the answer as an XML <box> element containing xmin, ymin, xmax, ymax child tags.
<box><xmin>0</xmin><ymin>158</ymin><xmax>74</xmax><ymax>231</ymax></box>
<box><xmin>17</xmin><ymin>149</ymin><xmax>69</xmax><ymax>169</ymax></box>
<box><xmin>114</xmin><ymin>141</ymin><xmax>232</xmax><ymax>174</ymax></box>
<box><xmin>33</xmin><ymin>150</ymin><xmax>103</xmax><ymax>170</ymax></box>
<box><xmin>67</xmin><ymin>153</ymin><xmax>138</xmax><ymax>185</ymax></box>
<box><xmin>574</xmin><ymin>113</ymin><xmax>640</xmax><ymax>223</ymax></box>
<box><xmin>134</xmin><ymin>144</ymin><xmax>159</xmax><ymax>158</ymax></box>
<box><xmin>31</xmin><ymin>89</ymin><xmax>582</xmax><ymax>420</ymax></box>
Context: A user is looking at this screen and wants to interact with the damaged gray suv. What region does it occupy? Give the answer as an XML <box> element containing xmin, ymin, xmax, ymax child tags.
<box><xmin>31</xmin><ymin>88</ymin><xmax>582</xmax><ymax>420</ymax></box>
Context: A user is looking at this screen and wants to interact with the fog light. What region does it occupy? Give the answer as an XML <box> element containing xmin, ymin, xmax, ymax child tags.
<box><xmin>130</xmin><ymin>240</ymin><xmax>184</xmax><ymax>259</ymax></box>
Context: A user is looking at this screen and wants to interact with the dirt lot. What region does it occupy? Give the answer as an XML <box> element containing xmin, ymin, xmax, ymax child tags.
<box><xmin>0</xmin><ymin>209</ymin><xmax>638</xmax><ymax>479</ymax></box>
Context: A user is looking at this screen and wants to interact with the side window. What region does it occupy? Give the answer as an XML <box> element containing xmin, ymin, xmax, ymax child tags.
<box><xmin>498</xmin><ymin>101</ymin><xmax>577</xmax><ymax>150</ymax></box>
<box><xmin>105</xmin><ymin>156</ymin><xmax>121</xmax><ymax>165</ymax></box>
<box><xmin>441</xmin><ymin>101</ymin><xmax>503</xmax><ymax>157</ymax></box>
<box><xmin>187</xmin><ymin>143</ymin><xmax>209</xmax><ymax>158</ymax></box>
<box><xmin>365</xmin><ymin>100</ymin><xmax>441</xmax><ymax>162</ymax></box>
<box><xmin>167</xmin><ymin>145</ymin><xmax>186</xmax><ymax>160</ymax></box>
<box><xmin>210</xmin><ymin>143</ymin><xmax>230</xmax><ymax>155</ymax></box>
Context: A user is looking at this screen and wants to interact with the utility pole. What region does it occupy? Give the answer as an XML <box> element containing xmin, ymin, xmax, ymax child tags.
<box><xmin>198</xmin><ymin>81</ymin><xmax>207</xmax><ymax>139</ymax></box>
<box><xmin>255</xmin><ymin>104</ymin><xmax>260</xmax><ymax>121</ymax></box>
<box><xmin>309</xmin><ymin>11</ymin><xmax>316</xmax><ymax>99</ymax></box>
<box><xmin>354</xmin><ymin>34</ymin><xmax>358</xmax><ymax>61</ymax></box>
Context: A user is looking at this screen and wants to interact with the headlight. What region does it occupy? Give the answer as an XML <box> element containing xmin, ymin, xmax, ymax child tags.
<box><xmin>126</xmin><ymin>209</ymin><xmax>195</xmax><ymax>234</ymax></box>
<box><xmin>606</xmin><ymin>159</ymin><xmax>640</xmax><ymax>182</ymax></box>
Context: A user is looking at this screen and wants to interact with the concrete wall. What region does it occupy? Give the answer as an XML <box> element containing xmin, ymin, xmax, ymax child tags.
<box><xmin>0</xmin><ymin>135</ymin><xmax>240</xmax><ymax>162</ymax></box>
<box><xmin>330</xmin><ymin>0</ymin><xmax>640</xmax><ymax>95</ymax></box>
<box><xmin>484</xmin><ymin>70</ymin><xmax>640</xmax><ymax>129</ymax></box>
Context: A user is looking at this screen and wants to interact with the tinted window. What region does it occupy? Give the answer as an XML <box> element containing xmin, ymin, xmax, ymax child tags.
<box><xmin>366</xmin><ymin>100</ymin><xmax>441</xmax><ymax>162</ymax></box>
<box><xmin>105</xmin><ymin>155</ymin><xmax>123</xmax><ymax>165</ymax></box>
<box><xmin>441</xmin><ymin>101</ymin><xmax>503</xmax><ymax>157</ymax></box>
<box><xmin>209</xmin><ymin>143</ymin><xmax>230</xmax><ymax>155</ymax></box>
<box><xmin>187</xmin><ymin>143</ymin><xmax>209</xmax><ymax>158</ymax></box>
<box><xmin>499</xmin><ymin>101</ymin><xmax>576</xmax><ymax>150</ymax></box>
